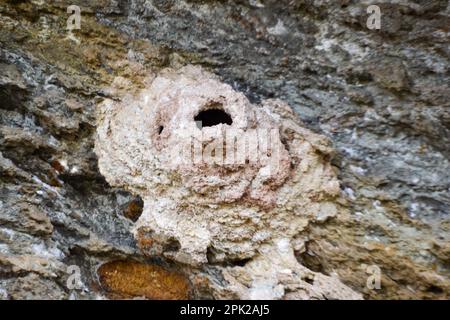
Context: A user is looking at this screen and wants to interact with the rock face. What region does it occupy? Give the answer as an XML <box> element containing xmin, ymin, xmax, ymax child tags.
<box><xmin>0</xmin><ymin>0</ymin><xmax>449</xmax><ymax>299</ymax></box>
<box><xmin>95</xmin><ymin>65</ymin><xmax>361</xmax><ymax>299</ymax></box>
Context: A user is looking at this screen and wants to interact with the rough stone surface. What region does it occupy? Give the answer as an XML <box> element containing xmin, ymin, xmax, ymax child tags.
<box><xmin>95</xmin><ymin>65</ymin><xmax>361</xmax><ymax>299</ymax></box>
<box><xmin>0</xmin><ymin>0</ymin><xmax>448</xmax><ymax>299</ymax></box>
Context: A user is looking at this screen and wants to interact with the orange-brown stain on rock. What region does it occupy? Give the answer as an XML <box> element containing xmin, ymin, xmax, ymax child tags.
<box><xmin>97</xmin><ymin>260</ymin><xmax>190</xmax><ymax>300</ymax></box>
<box><xmin>123</xmin><ymin>198</ymin><xmax>143</xmax><ymax>222</ymax></box>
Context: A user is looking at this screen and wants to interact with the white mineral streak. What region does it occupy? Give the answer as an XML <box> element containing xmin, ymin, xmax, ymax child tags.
<box><xmin>94</xmin><ymin>65</ymin><xmax>362</xmax><ymax>299</ymax></box>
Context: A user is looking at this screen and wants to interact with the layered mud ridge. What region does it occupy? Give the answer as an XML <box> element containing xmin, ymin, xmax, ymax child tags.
<box><xmin>0</xmin><ymin>0</ymin><xmax>449</xmax><ymax>299</ymax></box>
<box><xmin>95</xmin><ymin>65</ymin><xmax>362</xmax><ymax>299</ymax></box>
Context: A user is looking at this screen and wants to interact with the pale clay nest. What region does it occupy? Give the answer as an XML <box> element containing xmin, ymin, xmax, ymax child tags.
<box><xmin>95</xmin><ymin>65</ymin><xmax>362</xmax><ymax>299</ymax></box>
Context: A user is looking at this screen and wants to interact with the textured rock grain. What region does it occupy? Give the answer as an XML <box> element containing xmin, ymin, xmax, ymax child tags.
<box><xmin>95</xmin><ymin>65</ymin><xmax>361</xmax><ymax>299</ymax></box>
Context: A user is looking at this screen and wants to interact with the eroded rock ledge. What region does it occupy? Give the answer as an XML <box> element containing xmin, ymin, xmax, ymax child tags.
<box><xmin>95</xmin><ymin>65</ymin><xmax>361</xmax><ymax>299</ymax></box>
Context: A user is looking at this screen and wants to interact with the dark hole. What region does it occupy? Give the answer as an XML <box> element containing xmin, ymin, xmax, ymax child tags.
<box><xmin>303</xmin><ymin>276</ymin><xmax>315</xmax><ymax>285</ymax></box>
<box><xmin>194</xmin><ymin>109</ymin><xmax>232</xmax><ymax>128</ymax></box>
<box><xmin>206</xmin><ymin>246</ymin><xmax>216</xmax><ymax>264</ymax></box>
<box><xmin>163</xmin><ymin>238</ymin><xmax>181</xmax><ymax>252</ymax></box>
<box><xmin>122</xmin><ymin>195</ymin><xmax>144</xmax><ymax>222</ymax></box>
<box><xmin>427</xmin><ymin>285</ymin><xmax>444</xmax><ymax>294</ymax></box>
<box><xmin>230</xmin><ymin>258</ymin><xmax>251</xmax><ymax>267</ymax></box>
<box><xmin>158</xmin><ymin>126</ymin><xmax>164</xmax><ymax>134</ymax></box>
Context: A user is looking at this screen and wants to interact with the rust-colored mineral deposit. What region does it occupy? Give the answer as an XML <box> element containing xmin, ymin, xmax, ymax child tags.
<box><xmin>97</xmin><ymin>260</ymin><xmax>190</xmax><ymax>300</ymax></box>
